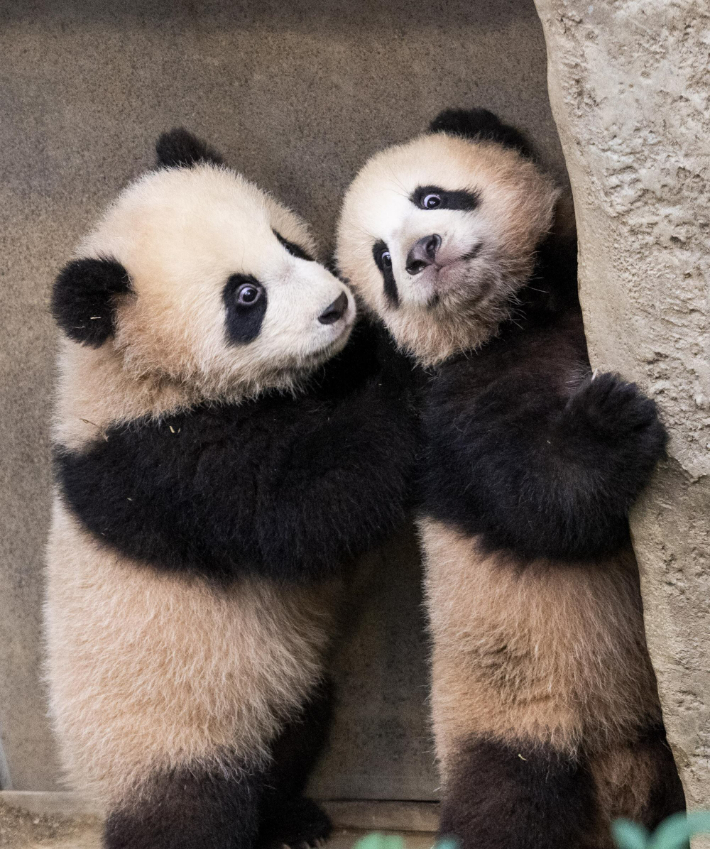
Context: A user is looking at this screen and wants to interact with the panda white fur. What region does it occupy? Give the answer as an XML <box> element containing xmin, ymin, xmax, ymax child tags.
<box><xmin>46</xmin><ymin>129</ymin><xmax>416</xmax><ymax>849</ymax></box>
<box><xmin>336</xmin><ymin>109</ymin><xmax>685</xmax><ymax>849</ymax></box>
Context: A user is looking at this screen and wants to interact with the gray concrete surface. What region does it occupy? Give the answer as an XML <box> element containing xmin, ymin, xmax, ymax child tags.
<box><xmin>0</xmin><ymin>0</ymin><xmax>565</xmax><ymax>795</ymax></box>
<box><xmin>535</xmin><ymin>0</ymin><xmax>710</xmax><ymax>810</ymax></box>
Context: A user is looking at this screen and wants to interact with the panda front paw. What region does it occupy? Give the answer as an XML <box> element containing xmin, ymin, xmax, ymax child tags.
<box><xmin>563</xmin><ymin>372</ymin><xmax>667</xmax><ymax>467</ymax></box>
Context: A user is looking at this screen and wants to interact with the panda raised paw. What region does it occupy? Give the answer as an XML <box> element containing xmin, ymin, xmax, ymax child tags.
<box><xmin>562</xmin><ymin>371</ymin><xmax>667</xmax><ymax>458</ymax></box>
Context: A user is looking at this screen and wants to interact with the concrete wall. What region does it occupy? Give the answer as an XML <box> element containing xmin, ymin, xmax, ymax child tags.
<box><xmin>0</xmin><ymin>0</ymin><xmax>564</xmax><ymax>794</ymax></box>
<box><xmin>535</xmin><ymin>0</ymin><xmax>710</xmax><ymax>810</ymax></box>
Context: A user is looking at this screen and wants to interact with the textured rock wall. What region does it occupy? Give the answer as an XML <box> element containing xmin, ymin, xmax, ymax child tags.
<box><xmin>534</xmin><ymin>0</ymin><xmax>709</xmax><ymax>809</ymax></box>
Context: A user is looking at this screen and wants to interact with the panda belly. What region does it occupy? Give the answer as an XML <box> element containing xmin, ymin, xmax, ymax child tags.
<box><xmin>45</xmin><ymin>498</ymin><xmax>338</xmax><ymax>811</ymax></box>
<box><xmin>419</xmin><ymin>517</ymin><xmax>682</xmax><ymax>846</ymax></box>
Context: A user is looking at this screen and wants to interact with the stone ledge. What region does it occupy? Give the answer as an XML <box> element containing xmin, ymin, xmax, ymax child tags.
<box><xmin>0</xmin><ymin>792</ymin><xmax>440</xmax><ymax>833</ymax></box>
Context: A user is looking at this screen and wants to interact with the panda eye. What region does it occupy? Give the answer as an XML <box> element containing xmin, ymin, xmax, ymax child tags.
<box><xmin>373</xmin><ymin>243</ymin><xmax>392</xmax><ymax>270</ymax></box>
<box><xmin>372</xmin><ymin>240</ymin><xmax>398</xmax><ymax>307</ymax></box>
<box><xmin>236</xmin><ymin>283</ymin><xmax>262</xmax><ymax>306</ymax></box>
<box><xmin>411</xmin><ymin>185</ymin><xmax>479</xmax><ymax>211</ymax></box>
<box><xmin>223</xmin><ymin>274</ymin><xmax>267</xmax><ymax>344</ymax></box>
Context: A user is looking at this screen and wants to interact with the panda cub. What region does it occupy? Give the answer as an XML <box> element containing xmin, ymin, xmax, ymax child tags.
<box><xmin>336</xmin><ymin>109</ymin><xmax>685</xmax><ymax>849</ymax></box>
<box><xmin>47</xmin><ymin>129</ymin><xmax>415</xmax><ymax>849</ymax></box>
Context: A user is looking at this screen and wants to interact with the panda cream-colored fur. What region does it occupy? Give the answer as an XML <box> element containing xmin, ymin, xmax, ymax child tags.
<box><xmin>47</xmin><ymin>130</ymin><xmax>416</xmax><ymax>849</ymax></box>
<box><xmin>337</xmin><ymin>109</ymin><xmax>685</xmax><ymax>849</ymax></box>
<box><xmin>337</xmin><ymin>127</ymin><xmax>558</xmax><ymax>366</ymax></box>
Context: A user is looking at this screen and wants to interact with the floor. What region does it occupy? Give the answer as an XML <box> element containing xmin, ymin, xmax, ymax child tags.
<box><xmin>0</xmin><ymin>798</ymin><xmax>99</xmax><ymax>849</ymax></box>
<box><xmin>1</xmin><ymin>809</ymin><xmax>435</xmax><ymax>849</ymax></box>
<box><xmin>0</xmin><ymin>796</ymin><xmax>437</xmax><ymax>849</ymax></box>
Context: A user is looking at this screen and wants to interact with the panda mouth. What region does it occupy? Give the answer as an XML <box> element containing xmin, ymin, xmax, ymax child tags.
<box><xmin>279</xmin><ymin>336</ymin><xmax>349</xmax><ymax>384</ymax></box>
<box><xmin>312</xmin><ymin>333</ymin><xmax>349</xmax><ymax>360</ymax></box>
<box><xmin>300</xmin><ymin>330</ymin><xmax>351</xmax><ymax>367</ymax></box>
<box><xmin>410</xmin><ymin>243</ymin><xmax>486</xmax><ymax>309</ymax></box>
<box><xmin>411</xmin><ymin>241</ymin><xmax>483</xmax><ymax>285</ymax></box>
<box><xmin>436</xmin><ymin>243</ymin><xmax>484</xmax><ymax>279</ymax></box>
<box><xmin>434</xmin><ymin>241</ymin><xmax>483</xmax><ymax>271</ymax></box>
<box><xmin>459</xmin><ymin>242</ymin><xmax>483</xmax><ymax>263</ymax></box>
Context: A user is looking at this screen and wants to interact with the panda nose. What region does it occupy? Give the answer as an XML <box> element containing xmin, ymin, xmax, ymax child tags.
<box><xmin>406</xmin><ymin>234</ymin><xmax>441</xmax><ymax>275</ymax></box>
<box><xmin>318</xmin><ymin>291</ymin><xmax>349</xmax><ymax>325</ymax></box>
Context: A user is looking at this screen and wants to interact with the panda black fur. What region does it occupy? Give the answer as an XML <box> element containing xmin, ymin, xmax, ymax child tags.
<box><xmin>46</xmin><ymin>130</ymin><xmax>416</xmax><ymax>849</ymax></box>
<box><xmin>336</xmin><ymin>109</ymin><xmax>685</xmax><ymax>849</ymax></box>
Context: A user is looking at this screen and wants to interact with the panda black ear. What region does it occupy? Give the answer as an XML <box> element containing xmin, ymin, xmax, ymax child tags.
<box><xmin>155</xmin><ymin>128</ymin><xmax>224</xmax><ymax>169</ymax></box>
<box><xmin>429</xmin><ymin>108</ymin><xmax>534</xmax><ymax>158</ymax></box>
<box><xmin>51</xmin><ymin>257</ymin><xmax>131</xmax><ymax>347</ymax></box>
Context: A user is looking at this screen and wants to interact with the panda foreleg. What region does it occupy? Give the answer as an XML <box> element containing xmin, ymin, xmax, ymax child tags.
<box><xmin>259</xmin><ymin>680</ymin><xmax>334</xmax><ymax>849</ymax></box>
<box><xmin>253</xmin><ymin>376</ymin><xmax>418</xmax><ymax>580</ymax></box>
<box><xmin>423</xmin><ymin>366</ymin><xmax>667</xmax><ymax>561</ymax></box>
<box><xmin>103</xmin><ymin>755</ymin><xmax>264</xmax><ymax>849</ymax></box>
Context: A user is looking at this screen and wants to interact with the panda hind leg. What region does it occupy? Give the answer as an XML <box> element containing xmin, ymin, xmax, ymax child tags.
<box><xmin>439</xmin><ymin>735</ymin><xmax>600</xmax><ymax>849</ymax></box>
<box><xmin>259</xmin><ymin>796</ymin><xmax>332</xmax><ymax>849</ymax></box>
<box><xmin>103</xmin><ymin>754</ymin><xmax>263</xmax><ymax>849</ymax></box>
<box><xmin>590</xmin><ymin>724</ymin><xmax>686</xmax><ymax>834</ymax></box>
<box><xmin>258</xmin><ymin>679</ymin><xmax>335</xmax><ymax>849</ymax></box>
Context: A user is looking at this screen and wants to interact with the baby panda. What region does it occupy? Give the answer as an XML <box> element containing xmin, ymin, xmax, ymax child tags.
<box><xmin>46</xmin><ymin>129</ymin><xmax>416</xmax><ymax>849</ymax></box>
<box><xmin>336</xmin><ymin>109</ymin><xmax>685</xmax><ymax>849</ymax></box>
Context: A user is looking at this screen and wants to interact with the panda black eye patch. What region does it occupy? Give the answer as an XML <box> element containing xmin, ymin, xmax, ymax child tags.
<box><xmin>372</xmin><ymin>240</ymin><xmax>399</xmax><ymax>307</ymax></box>
<box><xmin>273</xmin><ymin>230</ymin><xmax>314</xmax><ymax>262</ymax></box>
<box><xmin>410</xmin><ymin>185</ymin><xmax>480</xmax><ymax>212</ymax></box>
<box><xmin>223</xmin><ymin>274</ymin><xmax>267</xmax><ymax>344</ymax></box>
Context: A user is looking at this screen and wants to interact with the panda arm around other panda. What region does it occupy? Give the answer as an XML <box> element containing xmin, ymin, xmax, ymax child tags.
<box><xmin>56</xmin><ymin>372</ymin><xmax>417</xmax><ymax>583</ymax></box>
<box><xmin>252</xmin><ymin>371</ymin><xmax>417</xmax><ymax>580</ymax></box>
<box><xmin>420</xmin><ymin>314</ymin><xmax>667</xmax><ymax>562</ymax></box>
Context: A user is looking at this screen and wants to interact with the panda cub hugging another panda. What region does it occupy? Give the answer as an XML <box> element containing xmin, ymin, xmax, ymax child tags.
<box><xmin>337</xmin><ymin>109</ymin><xmax>685</xmax><ymax>848</ymax></box>
<box><xmin>47</xmin><ymin>130</ymin><xmax>416</xmax><ymax>849</ymax></box>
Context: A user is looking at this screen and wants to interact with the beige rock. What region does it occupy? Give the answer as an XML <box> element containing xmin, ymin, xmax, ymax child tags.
<box><xmin>534</xmin><ymin>0</ymin><xmax>710</xmax><ymax>812</ymax></box>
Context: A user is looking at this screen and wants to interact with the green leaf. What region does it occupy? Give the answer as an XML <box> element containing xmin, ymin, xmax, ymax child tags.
<box><xmin>613</xmin><ymin>818</ymin><xmax>650</xmax><ymax>849</ymax></box>
<box><xmin>650</xmin><ymin>812</ymin><xmax>710</xmax><ymax>849</ymax></box>
<box><xmin>353</xmin><ymin>835</ymin><xmax>405</xmax><ymax>849</ymax></box>
<box><xmin>434</xmin><ymin>840</ymin><xmax>460</xmax><ymax>849</ymax></box>
<box><xmin>684</xmin><ymin>813</ymin><xmax>710</xmax><ymax>836</ymax></box>
<box><xmin>649</xmin><ymin>812</ymin><xmax>692</xmax><ymax>849</ymax></box>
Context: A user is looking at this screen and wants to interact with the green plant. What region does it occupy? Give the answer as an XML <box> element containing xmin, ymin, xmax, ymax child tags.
<box><xmin>353</xmin><ymin>835</ymin><xmax>458</xmax><ymax>849</ymax></box>
<box><xmin>352</xmin><ymin>813</ymin><xmax>710</xmax><ymax>849</ymax></box>
<box><xmin>353</xmin><ymin>837</ymin><xmax>405</xmax><ymax>849</ymax></box>
<box><xmin>613</xmin><ymin>813</ymin><xmax>710</xmax><ymax>849</ymax></box>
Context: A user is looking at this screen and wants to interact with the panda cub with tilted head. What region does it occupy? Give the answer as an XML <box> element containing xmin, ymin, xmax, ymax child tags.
<box><xmin>337</xmin><ymin>109</ymin><xmax>685</xmax><ymax>849</ymax></box>
<box><xmin>47</xmin><ymin>129</ymin><xmax>416</xmax><ymax>849</ymax></box>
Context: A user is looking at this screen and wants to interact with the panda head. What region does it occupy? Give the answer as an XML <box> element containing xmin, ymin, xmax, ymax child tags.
<box><xmin>52</xmin><ymin>129</ymin><xmax>355</xmax><ymax>399</ymax></box>
<box><xmin>336</xmin><ymin>109</ymin><xmax>560</xmax><ymax>366</ymax></box>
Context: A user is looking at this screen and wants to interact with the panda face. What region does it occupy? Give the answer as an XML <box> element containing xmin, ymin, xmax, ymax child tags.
<box><xmin>337</xmin><ymin>132</ymin><xmax>559</xmax><ymax>366</ymax></box>
<box><xmin>73</xmin><ymin>164</ymin><xmax>354</xmax><ymax>396</ymax></box>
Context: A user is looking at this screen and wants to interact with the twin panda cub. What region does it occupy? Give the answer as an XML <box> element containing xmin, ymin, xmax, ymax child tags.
<box><xmin>337</xmin><ymin>110</ymin><xmax>685</xmax><ymax>848</ymax></box>
<box><xmin>48</xmin><ymin>129</ymin><xmax>416</xmax><ymax>849</ymax></box>
<box><xmin>47</xmin><ymin>113</ymin><xmax>683</xmax><ymax>849</ymax></box>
